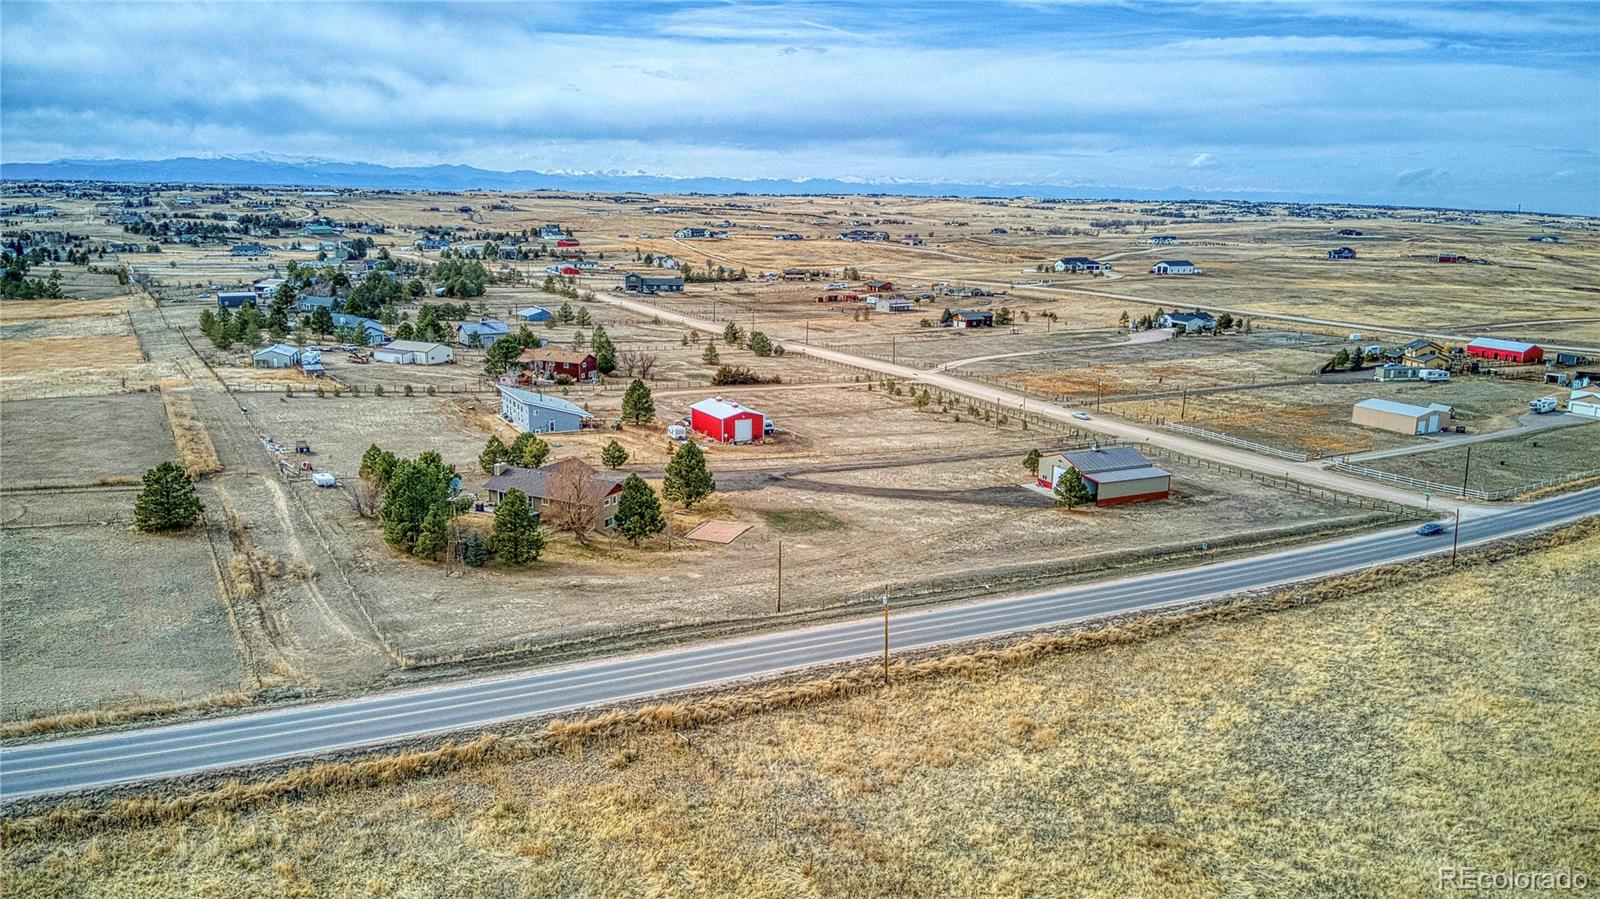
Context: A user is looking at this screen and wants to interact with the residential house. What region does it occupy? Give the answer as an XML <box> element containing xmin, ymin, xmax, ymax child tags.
<box><xmin>295</xmin><ymin>294</ymin><xmax>339</xmax><ymax>315</ymax></box>
<box><xmin>945</xmin><ymin>310</ymin><xmax>994</xmax><ymax>329</ymax></box>
<box><xmin>251</xmin><ymin>343</ymin><xmax>300</xmax><ymax>369</ymax></box>
<box><xmin>674</xmin><ymin>227</ymin><xmax>727</xmax><ymax>239</ymax></box>
<box><xmin>230</xmin><ymin>243</ymin><xmax>270</xmax><ymax>257</ymax></box>
<box><xmin>215</xmin><ymin>290</ymin><xmax>257</xmax><ymax>309</ymax></box>
<box><xmin>1399</xmin><ymin>339</ymin><xmax>1451</xmax><ymax>370</ymax></box>
<box><xmin>1150</xmin><ymin>260</ymin><xmax>1201</xmax><ymax>275</ymax></box>
<box><xmin>536</xmin><ymin>224</ymin><xmax>567</xmax><ymax>241</ymax></box>
<box><xmin>457</xmin><ymin>318</ymin><xmax>510</xmax><ymax>347</ymax></box>
<box><xmin>481</xmin><ymin>458</ymin><xmax>625</xmax><ymax>531</ymax></box>
<box><xmin>868</xmin><ymin>295</ymin><xmax>912</xmax><ymax>313</ymax></box>
<box><xmin>329</xmin><ymin>313</ymin><xmax>388</xmax><ymax>343</ymax></box>
<box><xmin>1053</xmin><ymin>257</ymin><xmax>1112</xmax><ymax>273</ymax></box>
<box><xmin>624</xmin><ymin>273</ymin><xmax>685</xmax><ymax>294</ymax></box>
<box><xmin>1338</xmin><ymin>228</ymin><xmax>1363</xmax><ymax>236</ymax></box>
<box><xmin>863</xmin><ymin>280</ymin><xmax>895</xmax><ymax>293</ymax></box>
<box><xmin>516</xmin><ymin>346</ymin><xmax>598</xmax><ymax>382</ymax></box>
<box><xmin>1326</xmin><ymin>247</ymin><xmax>1357</xmax><ymax>260</ymax></box>
<box><xmin>1159</xmin><ymin>310</ymin><xmax>1216</xmax><ymax>333</ymax></box>
<box><xmin>838</xmin><ymin>229</ymin><xmax>890</xmax><ymax>241</ymax></box>
<box><xmin>517</xmin><ymin>305</ymin><xmax>551</xmax><ymax>323</ymax></box>
<box><xmin>497</xmin><ymin>385</ymin><xmax>593</xmax><ymax>433</ymax></box>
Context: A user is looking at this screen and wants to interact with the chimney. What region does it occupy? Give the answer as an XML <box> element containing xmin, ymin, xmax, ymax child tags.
<box><xmin>493</xmin><ymin>461</ymin><xmax>509</xmax><ymax>476</ymax></box>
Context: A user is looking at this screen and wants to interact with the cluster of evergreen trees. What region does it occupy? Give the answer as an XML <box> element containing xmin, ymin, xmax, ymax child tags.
<box><xmin>0</xmin><ymin>257</ymin><xmax>64</xmax><ymax>299</ymax></box>
<box><xmin>431</xmin><ymin>256</ymin><xmax>489</xmax><ymax>297</ymax></box>
<box><xmin>198</xmin><ymin>304</ymin><xmax>267</xmax><ymax>349</ymax></box>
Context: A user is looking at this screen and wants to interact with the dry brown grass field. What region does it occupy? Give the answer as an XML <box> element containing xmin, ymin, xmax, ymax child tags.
<box><xmin>4</xmin><ymin>527</ymin><xmax>1594</xmax><ymax>897</ymax></box>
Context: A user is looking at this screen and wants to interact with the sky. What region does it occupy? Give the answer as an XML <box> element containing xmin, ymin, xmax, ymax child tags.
<box><xmin>2</xmin><ymin>0</ymin><xmax>1598</xmax><ymax>214</ymax></box>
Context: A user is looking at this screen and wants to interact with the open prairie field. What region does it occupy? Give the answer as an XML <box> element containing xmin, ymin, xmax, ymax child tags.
<box><xmin>1108</xmin><ymin>374</ymin><xmax>1555</xmax><ymax>456</ymax></box>
<box><xmin>0</xmin><ymin>526</ymin><xmax>244</xmax><ymax>723</ymax></box>
<box><xmin>0</xmin><ymin>393</ymin><xmax>176</xmax><ymax>486</ymax></box>
<box><xmin>286</xmin><ymin>383</ymin><xmax>1391</xmax><ymax>666</ymax></box>
<box><xmin>7</xmin><ymin>525</ymin><xmax>1592</xmax><ymax>898</ymax></box>
<box><xmin>1359</xmin><ymin>419</ymin><xmax>1600</xmax><ymax>493</ymax></box>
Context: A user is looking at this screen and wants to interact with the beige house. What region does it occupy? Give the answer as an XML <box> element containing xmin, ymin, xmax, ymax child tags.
<box><xmin>1352</xmin><ymin>398</ymin><xmax>1455</xmax><ymax>435</ymax></box>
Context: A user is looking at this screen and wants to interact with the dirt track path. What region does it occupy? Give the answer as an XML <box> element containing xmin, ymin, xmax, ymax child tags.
<box><xmin>128</xmin><ymin>304</ymin><xmax>395</xmax><ymax>686</ymax></box>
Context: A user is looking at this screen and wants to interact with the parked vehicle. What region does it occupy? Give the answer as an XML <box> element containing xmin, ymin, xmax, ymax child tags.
<box><xmin>1072</xmin><ymin>411</ymin><xmax>1092</xmax><ymax>420</ymax></box>
<box><xmin>1528</xmin><ymin>396</ymin><xmax>1559</xmax><ymax>414</ymax></box>
<box><xmin>666</xmin><ymin>424</ymin><xmax>688</xmax><ymax>441</ymax></box>
<box><xmin>1415</xmin><ymin>522</ymin><xmax>1446</xmax><ymax>536</ymax></box>
<box><xmin>1419</xmin><ymin>369</ymin><xmax>1451</xmax><ymax>382</ymax></box>
<box><xmin>763</xmin><ymin>419</ymin><xmax>775</xmax><ymax>436</ymax></box>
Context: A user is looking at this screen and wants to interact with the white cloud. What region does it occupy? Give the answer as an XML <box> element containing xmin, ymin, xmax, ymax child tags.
<box><xmin>1188</xmin><ymin>153</ymin><xmax>1214</xmax><ymax>168</ymax></box>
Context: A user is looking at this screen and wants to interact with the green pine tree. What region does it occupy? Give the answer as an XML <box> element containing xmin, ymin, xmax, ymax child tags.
<box><xmin>592</xmin><ymin>325</ymin><xmax>616</xmax><ymax>374</ymax></box>
<box><xmin>491</xmin><ymin>488</ymin><xmax>544</xmax><ymax>564</ymax></box>
<box><xmin>1054</xmin><ymin>466</ymin><xmax>1092</xmax><ymax>509</ymax></box>
<box><xmin>413</xmin><ymin>503</ymin><xmax>450</xmax><ymax>561</ymax></box>
<box><xmin>480</xmin><ymin>436</ymin><xmax>510</xmax><ymax>473</ymax></box>
<box><xmin>133</xmin><ymin>461</ymin><xmax>203</xmax><ymax>532</ymax></box>
<box><xmin>663</xmin><ymin>440</ymin><xmax>715</xmax><ymax>509</ymax></box>
<box><xmin>621</xmin><ymin>379</ymin><xmax>655</xmax><ymax>425</ymax></box>
<box><xmin>701</xmin><ymin>343</ymin><xmax>720</xmax><ymax>365</ymax></box>
<box><xmin>723</xmin><ymin>321</ymin><xmax>741</xmax><ymax>345</ymax></box>
<box><xmin>601</xmin><ymin>439</ymin><xmax>629</xmax><ymax>469</ymax></box>
<box><xmin>1023</xmin><ymin>448</ymin><xmax>1041</xmax><ymax>475</ymax></box>
<box><xmin>510</xmin><ymin>432</ymin><xmax>551</xmax><ymax>468</ymax></box>
<box><xmin>615</xmin><ymin>474</ymin><xmax>665</xmax><ymax>545</ymax></box>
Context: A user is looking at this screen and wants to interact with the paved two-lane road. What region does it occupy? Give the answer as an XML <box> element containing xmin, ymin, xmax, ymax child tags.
<box><xmin>4</xmin><ymin>487</ymin><xmax>1595</xmax><ymax>803</ymax></box>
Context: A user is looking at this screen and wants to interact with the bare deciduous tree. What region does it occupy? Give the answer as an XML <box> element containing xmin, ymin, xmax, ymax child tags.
<box><xmin>350</xmin><ymin>481</ymin><xmax>381</xmax><ymax>519</ymax></box>
<box><xmin>542</xmin><ymin>459</ymin><xmax>610</xmax><ymax>544</ymax></box>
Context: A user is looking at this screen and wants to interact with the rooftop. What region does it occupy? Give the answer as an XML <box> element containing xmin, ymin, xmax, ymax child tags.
<box><xmin>691</xmin><ymin>396</ymin><xmax>764</xmax><ymax>419</ymax></box>
<box><xmin>498</xmin><ymin>385</ymin><xmax>592</xmax><ymax>418</ymax></box>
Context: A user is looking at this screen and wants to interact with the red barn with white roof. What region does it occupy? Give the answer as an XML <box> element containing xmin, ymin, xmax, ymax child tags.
<box><xmin>689</xmin><ymin>396</ymin><xmax>765</xmax><ymax>444</ymax></box>
<box><xmin>1465</xmin><ymin>337</ymin><xmax>1542</xmax><ymax>364</ymax></box>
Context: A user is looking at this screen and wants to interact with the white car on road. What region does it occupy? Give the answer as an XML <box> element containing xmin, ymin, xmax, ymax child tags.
<box><xmin>1072</xmin><ymin>411</ymin><xmax>1092</xmax><ymax>420</ymax></box>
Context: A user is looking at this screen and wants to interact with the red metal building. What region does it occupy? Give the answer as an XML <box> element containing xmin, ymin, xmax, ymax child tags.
<box><xmin>556</xmin><ymin>238</ymin><xmax>580</xmax><ymax>247</ymax></box>
<box><xmin>689</xmin><ymin>396</ymin><xmax>765</xmax><ymax>444</ymax></box>
<box><xmin>1465</xmin><ymin>337</ymin><xmax>1542</xmax><ymax>364</ymax></box>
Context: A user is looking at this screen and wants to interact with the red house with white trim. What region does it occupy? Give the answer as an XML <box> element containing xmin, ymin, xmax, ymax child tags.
<box><xmin>1465</xmin><ymin>337</ymin><xmax>1542</xmax><ymax>364</ymax></box>
<box><xmin>689</xmin><ymin>396</ymin><xmax>765</xmax><ymax>444</ymax></box>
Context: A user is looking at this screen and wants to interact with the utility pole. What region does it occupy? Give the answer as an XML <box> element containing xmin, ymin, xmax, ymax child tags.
<box><xmin>1180</xmin><ymin>386</ymin><xmax>1188</xmax><ymax>419</ymax></box>
<box><xmin>1451</xmin><ymin>507</ymin><xmax>1461</xmax><ymax>565</ymax></box>
<box><xmin>776</xmin><ymin>539</ymin><xmax>783</xmax><ymax>612</ymax></box>
<box><xmin>1460</xmin><ymin>445</ymin><xmax>1472</xmax><ymax>498</ymax></box>
<box><xmin>804</xmin><ymin>321</ymin><xmax>809</xmax><ymax>345</ymax></box>
<box><xmin>891</xmin><ymin>335</ymin><xmax>896</xmax><ymax>366</ymax></box>
<box><xmin>881</xmin><ymin>587</ymin><xmax>891</xmax><ymax>685</ymax></box>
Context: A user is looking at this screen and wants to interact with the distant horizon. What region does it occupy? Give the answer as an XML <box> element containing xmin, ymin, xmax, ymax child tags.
<box><xmin>2</xmin><ymin>152</ymin><xmax>1592</xmax><ymax>220</ymax></box>
<box><xmin>3</xmin><ymin>1</ymin><xmax>1596</xmax><ymax>216</ymax></box>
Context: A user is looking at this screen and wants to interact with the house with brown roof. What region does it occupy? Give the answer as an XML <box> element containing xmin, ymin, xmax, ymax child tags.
<box><xmin>516</xmin><ymin>346</ymin><xmax>598</xmax><ymax>382</ymax></box>
<box><xmin>482</xmin><ymin>459</ymin><xmax>625</xmax><ymax>532</ymax></box>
